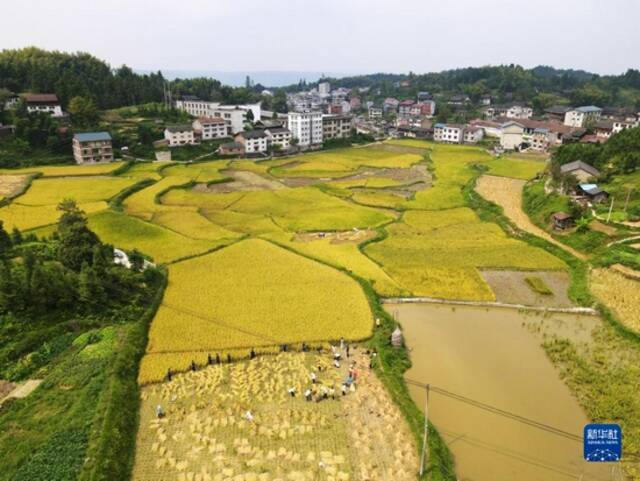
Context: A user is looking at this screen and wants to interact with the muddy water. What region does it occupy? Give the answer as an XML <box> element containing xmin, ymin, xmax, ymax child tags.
<box><xmin>384</xmin><ymin>303</ymin><xmax>611</xmax><ymax>481</ymax></box>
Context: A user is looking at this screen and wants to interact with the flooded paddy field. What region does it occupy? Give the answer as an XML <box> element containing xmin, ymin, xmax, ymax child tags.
<box><xmin>385</xmin><ymin>302</ymin><xmax>612</xmax><ymax>481</ymax></box>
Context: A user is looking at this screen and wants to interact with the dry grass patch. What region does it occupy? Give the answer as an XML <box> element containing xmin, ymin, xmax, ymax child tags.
<box><xmin>591</xmin><ymin>268</ymin><xmax>640</xmax><ymax>333</ymax></box>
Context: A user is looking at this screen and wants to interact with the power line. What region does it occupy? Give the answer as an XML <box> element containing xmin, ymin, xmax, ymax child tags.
<box><xmin>404</xmin><ymin>377</ymin><xmax>583</xmax><ymax>442</ymax></box>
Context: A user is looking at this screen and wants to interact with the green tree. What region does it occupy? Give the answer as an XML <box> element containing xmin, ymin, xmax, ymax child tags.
<box><xmin>68</xmin><ymin>96</ymin><xmax>99</xmax><ymax>126</ymax></box>
<box><xmin>56</xmin><ymin>200</ymin><xmax>101</xmax><ymax>271</ymax></box>
<box><xmin>0</xmin><ymin>221</ymin><xmax>12</xmax><ymax>257</ymax></box>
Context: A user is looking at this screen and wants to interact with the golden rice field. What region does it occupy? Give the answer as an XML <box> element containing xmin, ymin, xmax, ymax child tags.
<box><xmin>365</xmin><ymin>207</ymin><xmax>566</xmax><ymax>300</ymax></box>
<box><xmin>88</xmin><ymin>211</ymin><xmax>220</xmax><ymax>263</ymax></box>
<box><xmin>161</xmin><ymin>160</ymin><xmax>230</xmax><ymax>183</ymax></box>
<box><xmin>0</xmin><ymin>201</ymin><xmax>108</xmax><ymax>231</ymax></box>
<box><xmin>141</xmin><ymin>239</ymin><xmax>372</xmax><ymax>381</ymax></box>
<box><xmin>134</xmin><ymin>352</ymin><xmax>418</xmax><ymax>481</ymax></box>
<box><xmin>126</xmin><ymin>161</ymin><xmax>174</xmax><ymax>180</ymax></box>
<box><xmin>484</xmin><ymin>156</ymin><xmax>546</xmax><ymax>180</ymax></box>
<box><xmin>17</xmin><ymin>176</ymin><xmax>136</xmax><ymax>206</ymax></box>
<box><xmin>590</xmin><ymin>268</ymin><xmax>640</xmax><ymax>333</ymax></box>
<box><xmin>124</xmin><ymin>175</ymin><xmax>193</xmax><ymax>219</ymax></box>
<box><xmin>0</xmin><ymin>174</ymin><xmax>31</xmax><ymax>199</ymax></box>
<box><xmin>0</xmin><ymin>161</ymin><xmax>125</xmax><ymax>177</ymax></box>
<box><xmin>270</xmin><ymin>148</ymin><xmax>422</xmax><ymax>178</ymax></box>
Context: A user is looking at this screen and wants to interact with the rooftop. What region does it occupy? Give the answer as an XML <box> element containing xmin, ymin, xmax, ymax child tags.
<box><xmin>74</xmin><ymin>132</ymin><xmax>112</xmax><ymax>142</ymax></box>
<box><xmin>561</xmin><ymin>160</ymin><xmax>600</xmax><ymax>177</ymax></box>
<box><xmin>24</xmin><ymin>93</ymin><xmax>59</xmax><ymax>104</ymax></box>
<box><xmin>197</xmin><ymin>117</ymin><xmax>226</xmax><ymax>124</ymax></box>
<box><xmin>237</xmin><ymin>129</ymin><xmax>268</xmax><ymax>139</ymax></box>
<box><xmin>575</xmin><ymin>106</ymin><xmax>602</xmax><ymax>113</ymax></box>
<box><xmin>166</xmin><ymin>125</ymin><xmax>194</xmax><ymax>133</ymax></box>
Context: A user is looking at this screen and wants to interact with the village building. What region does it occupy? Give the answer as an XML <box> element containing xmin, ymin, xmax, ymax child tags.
<box><xmin>322</xmin><ymin>114</ymin><xmax>353</xmax><ymax>140</ymax></box>
<box><xmin>552</xmin><ymin>212</ymin><xmax>574</xmax><ymax>230</ymax></box>
<box><xmin>544</xmin><ymin>105</ymin><xmax>572</xmax><ymax>122</ymax></box>
<box><xmin>417</xmin><ymin>91</ymin><xmax>433</xmax><ymax>102</ymax></box>
<box><xmin>218</xmin><ymin>141</ymin><xmax>244</xmax><ymax>156</ymax></box>
<box><xmin>175</xmin><ymin>98</ymin><xmax>261</xmax><ymax>134</ymax></box>
<box><xmin>594</xmin><ymin>120</ymin><xmax>614</xmax><ymax>140</ymax></box>
<box><xmin>483</xmin><ymin>103</ymin><xmax>533</xmax><ymax>120</ymax></box>
<box><xmin>264</xmin><ymin>127</ymin><xmax>292</xmax><ymax>150</ymax></box>
<box><xmin>192</xmin><ymin>117</ymin><xmax>228</xmax><ymax>140</ymax></box>
<box><xmin>500</xmin><ymin>121</ymin><xmax>525</xmax><ymax>150</ymax></box>
<box><xmin>447</xmin><ymin>94</ymin><xmax>471</xmax><ymax>106</ymax></box>
<box><xmin>287</xmin><ymin>111</ymin><xmax>323</xmax><ymax>147</ymax></box>
<box><xmin>383</xmin><ymin>98</ymin><xmax>400</xmax><ymax>112</ymax></box>
<box><xmin>564</xmin><ymin>106</ymin><xmax>602</xmax><ymax>127</ymax></box>
<box><xmin>560</xmin><ymin>160</ymin><xmax>600</xmax><ymax>183</ymax></box>
<box><xmin>433</xmin><ymin>123</ymin><xmax>464</xmax><ymax>144</ymax></box>
<box><xmin>397</xmin><ymin>125</ymin><xmax>432</xmax><ymax>139</ymax></box>
<box><xmin>349</xmin><ymin>97</ymin><xmax>362</xmax><ymax>110</ymax></box>
<box><xmin>480</xmin><ymin>95</ymin><xmax>492</xmax><ymax>106</ymax></box>
<box><xmin>463</xmin><ymin>125</ymin><xmax>484</xmax><ymax>143</ymax></box>
<box><xmin>72</xmin><ymin>132</ymin><xmax>113</xmax><ymax>164</ymax></box>
<box><xmin>235</xmin><ymin>130</ymin><xmax>268</xmax><ymax>153</ymax></box>
<box><xmin>577</xmin><ymin>183</ymin><xmax>609</xmax><ymax>203</ymax></box>
<box><xmin>368</xmin><ymin>106</ymin><xmax>383</xmax><ymax>119</ymax></box>
<box><xmin>24</xmin><ymin>93</ymin><xmax>64</xmax><ymax>117</ymax></box>
<box><xmin>530</xmin><ymin>128</ymin><xmax>552</xmax><ymax>151</ymax></box>
<box><xmin>410</xmin><ymin>101</ymin><xmax>436</xmax><ymax>117</ymax></box>
<box><xmin>398</xmin><ymin>100</ymin><xmax>415</xmax><ymax>117</ymax></box>
<box><xmin>164</xmin><ymin>125</ymin><xmax>196</xmax><ymax>146</ymax></box>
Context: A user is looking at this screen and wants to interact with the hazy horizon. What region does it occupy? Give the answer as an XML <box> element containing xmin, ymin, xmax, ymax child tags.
<box><xmin>2</xmin><ymin>0</ymin><xmax>639</xmax><ymax>78</ymax></box>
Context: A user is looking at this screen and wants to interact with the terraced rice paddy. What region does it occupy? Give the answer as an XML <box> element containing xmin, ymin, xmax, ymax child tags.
<box><xmin>0</xmin><ymin>161</ymin><xmax>125</xmax><ymax>177</ymax></box>
<box><xmin>141</xmin><ymin>239</ymin><xmax>373</xmax><ymax>382</ymax></box>
<box><xmin>590</xmin><ymin>267</ymin><xmax>640</xmax><ymax>333</ymax></box>
<box><xmin>134</xmin><ymin>351</ymin><xmax>418</xmax><ymax>481</ymax></box>
<box><xmin>0</xmin><ymin>174</ymin><xmax>31</xmax><ymax>199</ymax></box>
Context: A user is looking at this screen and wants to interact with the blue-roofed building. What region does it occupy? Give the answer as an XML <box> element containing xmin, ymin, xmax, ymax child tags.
<box><xmin>72</xmin><ymin>131</ymin><xmax>113</xmax><ymax>164</ymax></box>
<box><xmin>564</xmin><ymin>106</ymin><xmax>602</xmax><ymax>128</ymax></box>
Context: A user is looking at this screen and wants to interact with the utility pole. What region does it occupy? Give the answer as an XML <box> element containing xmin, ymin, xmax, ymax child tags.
<box><xmin>606</xmin><ymin>196</ymin><xmax>615</xmax><ymax>223</ymax></box>
<box><xmin>623</xmin><ymin>188</ymin><xmax>633</xmax><ymax>213</ymax></box>
<box><xmin>419</xmin><ymin>384</ymin><xmax>430</xmax><ymax>477</ymax></box>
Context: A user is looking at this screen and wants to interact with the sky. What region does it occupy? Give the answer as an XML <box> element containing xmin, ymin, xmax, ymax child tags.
<box><xmin>2</xmin><ymin>0</ymin><xmax>639</xmax><ymax>81</ymax></box>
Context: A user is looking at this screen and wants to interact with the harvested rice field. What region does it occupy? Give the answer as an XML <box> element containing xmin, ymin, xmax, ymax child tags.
<box><xmin>133</xmin><ymin>351</ymin><xmax>418</xmax><ymax>481</ymax></box>
<box><xmin>0</xmin><ymin>174</ymin><xmax>31</xmax><ymax>199</ymax></box>
<box><xmin>590</xmin><ymin>267</ymin><xmax>640</xmax><ymax>333</ymax></box>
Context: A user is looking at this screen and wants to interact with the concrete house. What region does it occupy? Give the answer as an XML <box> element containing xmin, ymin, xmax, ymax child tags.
<box><xmin>25</xmin><ymin>94</ymin><xmax>64</xmax><ymax>117</ymax></box>
<box><xmin>368</xmin><ymin>106</ymin><xmax>383</xmax><ymax>119</ymax></box>
<box><xmin>500</xmin><ymin>122</ymin><xmax>525</xmax><ymax>150</ymax></box>
<box><xmin>564</xmin><ymin>106</ymin><xmax>602</xmax><ymax>127</ymax></box>
<box><xmin>288</xmin><ymin>111</ymin><xmax>323</xmax><ymax>147</ymax></box>
<box><xmin>433</xmin><ymin>123</ymin><xmax>464</xmax><ymax>144</ymax></box>
<box><xmin>164</xmin><ymin>125</ymin><xmax>196</xmax><ymax>146</ymax></box>
<box><xmin>235</xmin><ymin>130</ymin><xmax>268</xmax><ymax>153</ymax></box>
<box><xmin>484</xmin><ymin>103</ymin><xmax>533</xmax><ymax>120</ymax></box>
<box><xmin>322</xmin><ymin>114</ymin><xmax>353</xmax><ymax>140</ymax></box>
<box><xmin>175</xmin><ymin>98</ymin><xmax>261</xmax><ymax>134</ymax></box>
<box><xmin>72</xmin><ymin>132</ymin><xmax>113</xmax><ymax>164</ymax></box>
<box><xmin>193</xmin><ymin>117</ymin><xmax>228</xmax><ymax>140</ymax></box>
<box><xmin>463</xmin><ymin>126</ymin><xmax>484</xmax><ymax>144</ymax></box>
<box><xmin>264</xmin><ymin>127</ymin><xmax>292</xmax><ymax>150</ymax></box>
<box><xmin>560</xmin><ymin>161</ymin><xmax>600</xmax><ymax>183</ymax></box>
<box><xmin>398</xmin><ymin>100</ymin><xmax>415</xmax><ymax>117</ymax></box>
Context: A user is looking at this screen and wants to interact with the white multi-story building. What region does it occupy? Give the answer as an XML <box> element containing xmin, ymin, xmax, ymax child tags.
<box><xmin>433</xmin><ymin>123</ymin><xmax>464</xmax><ymax>144</ymax></box>
<box><xmin>265</xmin><ymin>127</ymin><xmax>292</xmax><ymax>150</ymax></box>
<box><xmin>25</xmin><ymin>94</ymin><xmax>64</xmax><ymax>117</ymax></box>
<box><xmin>164</xmin><ymin>125</ymin><xmax>196</xmax><ymax>146</ymax></box>
<box><xmin>564</xmin><ymin>106</ymin><xmax>602</xmax><ymax>127</ymax></box>
<box><xmin>318</xmin><ymin>82</ymin><xmax>331</xmax><ymax>95</ymax></box>
<box><xmin>483</xmin><ymin>103</ymin><xmax>533</xmax><ymax>120</ymax></box>
<box><xmin>612</xmin><ymin>117</ymin><xmax>640</xmax><ymax>134</ymax></box>
<box><xmin>368</xmin><ymin>106</ymin><xmax>383</xmax><ymax>119</ymax></box>
<box><xmin>192</xmin><ymin>117</ymin><xmax>228</xmax><ymax>140</ymax></box>
<box><xmin>235</xmin><ymin>130</ymin><xmax>268</xmax><ymax>153</ymax></box>
<box><xmin>72</xmin><ymin>132</ymin><xmax>113</xmax><ymax>164</ymax></box>
<box><xmin>287</xmin><ymin>111</ymin><xmax>323</xmax><ymax>147</ymax></box>
<box><xmin>175</xmin><ymin>99</ymin><xmax>261</xmax><ymax>134</ymax></box>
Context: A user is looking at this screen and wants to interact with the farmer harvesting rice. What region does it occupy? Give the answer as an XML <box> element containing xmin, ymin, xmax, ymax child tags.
<box><xmin>310</xmin><ymin>372</ymin><xmax>317</xmax><ymax>384</ymax></box>
<box><xmin>287</xmin><ymin>387</ymin><xmax>296</xmax><ymax>397</ymax></box>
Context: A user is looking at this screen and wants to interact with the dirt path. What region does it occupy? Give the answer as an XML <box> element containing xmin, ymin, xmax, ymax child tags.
<box><xmin>475</xmin><ymin>175</ymin><xmax>586</xmax><ymax>260</ymax></box>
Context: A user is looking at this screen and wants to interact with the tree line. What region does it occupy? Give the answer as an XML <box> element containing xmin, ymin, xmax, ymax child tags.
<box><xmin>0</xmin><ymin>200</ymin><xmax>158</xmax><ymax>318</ymax></box>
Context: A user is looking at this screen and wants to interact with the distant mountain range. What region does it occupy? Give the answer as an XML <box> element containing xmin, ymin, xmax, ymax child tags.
<box><xmin>136</xmin><ymin>70</ymin><xmax>353</xmax><ymax>87</ymax></box>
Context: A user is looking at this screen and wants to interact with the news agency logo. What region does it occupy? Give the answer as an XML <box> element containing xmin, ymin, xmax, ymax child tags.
<box><xmin>584</xmin><ymin>424</ymin><xmax>622</xmax><ymax>462</ymax></box>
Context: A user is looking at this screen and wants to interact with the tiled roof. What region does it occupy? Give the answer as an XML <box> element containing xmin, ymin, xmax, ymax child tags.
<box><xmin>74</xmin><ymin>132</ymin><xmax>111</xmax><ymax>142</ymax></box>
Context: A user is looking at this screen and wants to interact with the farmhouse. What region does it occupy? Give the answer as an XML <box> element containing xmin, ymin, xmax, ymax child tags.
<box><xmin>235</xmin><ymin>130</ymin><xmax>268</xmax><ymax>153</ymax></box>
<box><xmin>164</xmin><ymin>125</ymin><xmax>196</xmax><ymax>146</ymax></box>
<box><xmin>544</xmin><ymin>105</ymin><xmax>572</xmax><ymax>122</ymax></box>
<box><xmin>368</xmin><ymin>106</ymin><xmax>383</xmax><ymax>119</ymax></box>
<box><xmin>483</xmin><ymin>103</ymin><xmax>533</xmax><ymax>120</ymax></box>
<box><xmin>218</xmin><ymin>141</ymin><xmax>244</xmax><ymax>156</ymax></box>
<box><xmin>433</xmin><ymin>123</ymin><xmax>464</xmax><ymax>143</ymax></box>
<box><xmin>192</xmin><ymin>117</ymin><xmax>228</xmax><ymax>140</ymax></box>
<box><xmin>564</xmin><ymin>106</ymin><xmax>602</xmax><ymax>127</ymax></box>
<box><xmin>560</xmin><ymin>160</ymin><xmax>600</xmax><ymax>182</ymax></box>
<box><xmin>463</xmin><ymin>125</ymin><xmax>484</xmax><ymax>143</ymax></box>
<box><xmin>24</xmin><ymin>93</ymin><xmax>64</xmax><ymax>117</ymax></box>
<box><xmin>499</xmin><ymin>121</ymin><xmax>524</xmax><ymax>150</ymax></box>
<box><xmin>383</xmin><ymin>98</ymin><xmax>399</xmax><ymax>112</ymax></box>
<box><xmin>72</xmin><ymin>132</ymin><xmax>113</xmax><ymax>164</ymax></box>
<box><xmin>552</xmin><ymin>212</ymin><xmax>574</xmax><ymax>230</ymax></box>
<box><xmin>264</xmin><ymin>127</ymin><xmax>292</xmax><ymax>150</ymax></box>
<box><xmin>398</xmin><ymin>100</ymin><xmax>415</xmax><ymax>117</ymax></box>
<box><xmin>577</xmin><ymin>183</ymin><xmax>609</xmax><ymax>203</ymax></box>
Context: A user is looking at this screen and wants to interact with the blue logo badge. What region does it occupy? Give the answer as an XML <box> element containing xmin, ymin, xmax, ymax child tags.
<box><xmin>584</xmin><ymin>424</ymin><xmax>622</xmax><ymax>462</ymax></box>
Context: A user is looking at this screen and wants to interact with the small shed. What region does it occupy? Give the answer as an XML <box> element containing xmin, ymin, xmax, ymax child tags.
<box><xmin>552</xmin><ymin>212</ymin><xmax>574</xmax><ymax>230</ymax></box>
<box><xmin>391</xmin><ymin>327</ymin><xmax>404</xmax><ymax>348</ymax></box>
<box><xmin>577</xmin><ymin>184</ymin><xmax>609</xmax><ymax>204</ymax></box>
